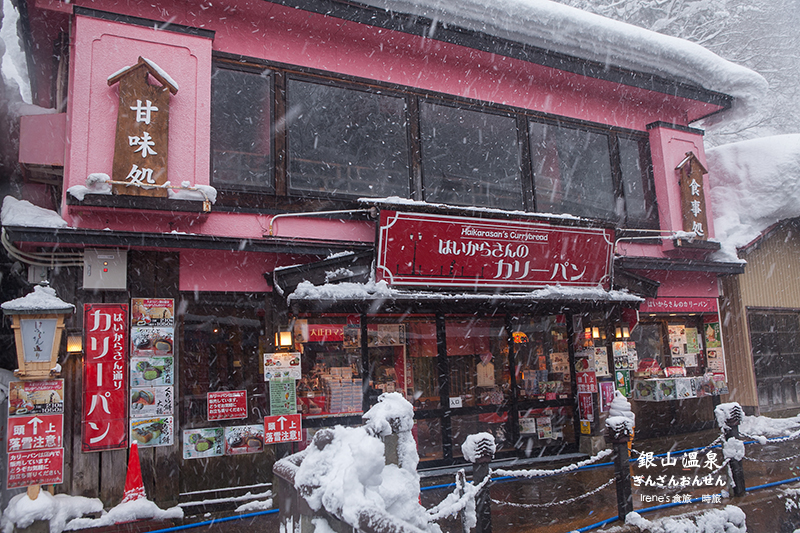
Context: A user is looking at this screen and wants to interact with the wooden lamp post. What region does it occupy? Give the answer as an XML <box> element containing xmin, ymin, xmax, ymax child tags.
<box><xmin>1</xmin><ymin>284</ymin><xmax>75</xmax><ymax>381</ymax></box>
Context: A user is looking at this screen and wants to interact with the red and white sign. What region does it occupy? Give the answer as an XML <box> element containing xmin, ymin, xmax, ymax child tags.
<box><xmin>263</xmin><ymin>414</ymin><xmax>302</xmax><ymax>444</ymax></box>
<box><xmin>578</xmin><ymin>392</ymin><xmax>594</xmax><ymax>422</ymax></box>
<box><xmin>376</xmin><ymin>210</ymin><xmax>614</xmax><ymax>290</ymax></box>
<box><xmin>7</xmin><ymin>414</ymin><xmax>63</xmax><ymax>453</ymax></box>
<box><xmin>82</xmin><ymin>303</ymin><xmax>129</xmax><ymax>452</ymax></box>
<box><xmin>7</xmin><ymin>448</ymin><xmax>64</xmax><ymax>489</ymax></box>
<box><xmin>207</xmin><ymin>391</ymin><xmax>248</xmax><ymax>421</ymax></box>
<box><xmin>639</xmin><ymin>297</ymin><xmax>718</xmax><ymax>314</ymax></box>
<box><xmin>576</xmin><ymin>371</ymin><xmax>598</xmax><ymax>394</ymax></box>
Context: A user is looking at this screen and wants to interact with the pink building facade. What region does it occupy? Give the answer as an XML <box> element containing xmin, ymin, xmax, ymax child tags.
<box><xmin>7</xmin><ymin>0</ymin><xmax>744</xmax><ymax>507</ymax></box>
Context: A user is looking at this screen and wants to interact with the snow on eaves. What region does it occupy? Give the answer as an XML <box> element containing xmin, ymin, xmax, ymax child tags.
<box><xmin>360</xmin><ymin>197</ymin><xmax>585</xmax><ymax>223</ymax></box>
<box><xmin>1</xmin><ymin>196</ymin><xmax>68</xmax><ymax>229</ymax></box>
<box><xmin>359</xmin><ymin>0</ymin><xmax>767</xmax><ymax>123</ymax></box>
<box><xmin>288</xmin><ymin>280</ymin><xmax>642</xmax><ymax>304</ymax></box>
<box><xmin>707</xmin><ymin>134</ymin><xmax>800</xmax><ymax>261</ymax></box>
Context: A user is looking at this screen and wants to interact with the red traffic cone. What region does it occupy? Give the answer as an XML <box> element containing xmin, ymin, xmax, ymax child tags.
<box><xmin>122</xmin><ymin>442</ymin><xmax>147</xmax><ymax>503</ymax></box>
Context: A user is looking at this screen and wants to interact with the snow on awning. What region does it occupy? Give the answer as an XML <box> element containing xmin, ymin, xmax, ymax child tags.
<box><xmin>287</xmin><ymin>280</ymin><xmax>642</xmax><ymax>313</ymax></box>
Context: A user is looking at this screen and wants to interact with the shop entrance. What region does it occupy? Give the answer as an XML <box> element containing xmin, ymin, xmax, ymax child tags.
<box><xmin>291</xmin><ymin>311</ymin><xmax>593</xmax><ymax>467</ymax></box>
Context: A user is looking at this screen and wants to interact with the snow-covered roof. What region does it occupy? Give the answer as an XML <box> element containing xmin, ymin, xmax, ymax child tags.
<box><xmin>1</xmin><ymin>196</ymin><xmax>68</xmax><ymax>229</ymax></box>
<box><xmin>707</xmin><ymin>134</ymin><xmax>800</xmax><ymax>261</ymax></box>
<box><xmin>359</xmin><ymin>0</ymin><xmax>767</xmax><ymax>124</ymax></box>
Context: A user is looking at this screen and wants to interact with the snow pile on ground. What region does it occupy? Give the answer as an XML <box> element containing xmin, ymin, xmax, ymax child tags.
<box><xmin>293</xmin><ymin>393</ymin><xmax>440</xmax><ymax>533</ymax></box>
<box><xmin>707</xmin><ymin>134</ymin><xmax>800</xmax><ymax>262</ymax></box>
<box><xmin>1</xmin><ymin>196</ymin><xmax>68</xmax><ymax>228</ymax></box>
<box><xmin>63</xmin><ymin>498</ymin><xmax>183</xmax><ymax>531</ymax></box>
<box><xmin>360</xmin><ymin>0</ymin><xmax>767</xmax><ymax>126</ymax></box>
<box><xmin>1</xmin><ymin>490</ymin><xmax>182</xmax><ymax>533</ymax></box>
<box><xmin>0</xmin><ymin>492</ymin><xmax>103</xmax><ymax>533</ymax></box>
<box><xmin>623</xmin><ymin>505</ymin><xmax>746</xmax><ymax>533</ymax></box>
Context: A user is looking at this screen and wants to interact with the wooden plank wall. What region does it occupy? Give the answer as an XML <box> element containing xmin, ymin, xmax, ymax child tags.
<box><xmin>720</xmin><ymin>222</ymin><xmax>800</xmax><ymax>415</ymax></box>
<box><xmin>53</xmin><ymin>251</ymin><xmax>180</xmax><ymax>507</ymax></box>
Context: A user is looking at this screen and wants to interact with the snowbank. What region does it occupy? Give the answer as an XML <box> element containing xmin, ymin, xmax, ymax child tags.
<box><xmin>624</xmin><ymin>505</ymin><xmax>746</xmax><ymax>533</ymax></box>
<box><xmin>0</xmin><ymin>492</ymin><xmax>183</xmax><ymax>533</ymax></box>
<box><xmin>360</xmin><ymin>0</ymin><xmax>767</xmax><ymax>125</ymax></box>
<box><xmin>707</xmin><ymin>134</ymin><xmax>800</xmax><ymax>261</ymax></box>
<box><xmin>0</xmin><ymin>492</ymin><xmax>103</xmax><ymax>533</ymax></box>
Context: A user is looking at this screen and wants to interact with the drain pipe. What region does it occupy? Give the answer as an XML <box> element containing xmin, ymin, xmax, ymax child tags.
<box><xmin>265</xmin><ymin>207</ymin><xmax>378</xmax><ymax>237</ymax></box>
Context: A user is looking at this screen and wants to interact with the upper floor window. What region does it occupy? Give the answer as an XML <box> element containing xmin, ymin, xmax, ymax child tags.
<box><xmin>420</xmin><ymin>102</ymin><xmax>523</xmax><ymax>211</ymax></box>
<box><xmin>210</xmin><ymin>60</ymin><xmax>658</xmax><ymax>229</ymax></box>
<box><xmin>210</xmin><ymin>66</ymin><xmax>273</xmax><ymax>192</ymax></box>
<box><xmin>286</xmin><ymin>78</ymin><xmax>410</xmax><ymax>199</ymax></box>
<box><xmin>529</xmin><ymin>121</ymin><xmax>616</xmax><ymax>221</ymax></box>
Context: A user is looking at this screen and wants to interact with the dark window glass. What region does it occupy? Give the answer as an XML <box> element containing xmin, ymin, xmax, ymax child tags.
<box><xmin>619</xmin><ymin>136</ymin><xmax>659</xmax><ymax>229</ymax></box>
<box><xmin>748</xmin><ymin>312</ymin><xmax>800</xmax><ymax>410</ymax></box>
<box><xmin>420</xmin><ymin>102</ymin><xmax>523</xmax><ymax>210</ymax></box>
<box><xmin>210</xmin><ymin>66</ymin><xmax>273</xmax><ymax>191</ymax></box>
<box><xmin>286</xmin><ymin>79</ymin><xmax>410</xmax><ymax>198</ymax></box>
<box><xmin>529</xmin><ymin>121</ymin><xmax>616</xmax><ymax>221</ymax></box>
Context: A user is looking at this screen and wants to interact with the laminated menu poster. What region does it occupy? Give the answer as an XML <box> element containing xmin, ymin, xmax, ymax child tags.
<box><xmin>8</xmin><ymin>380</ymin><xmax>64</xmax><ymax>416</ymax></box>
<box><xmin>130</xmin><ymin>416</ymin><xmax>174</xmax><ymax>447</ymax></box>
<box><xmin>707</xmin><ymin>348</ymin><xmax>726</xmax><ymax>374</ymax></box>
<box><xmin>549</xmin><ymin>352</ymin><xmax>570</xmax><ymax>374</ymax></box>
<box><xmin>263</xmin><ymin>352</ymin><xmax>302</xmax><ymax>381</ymax></box>
<box><xmin>130</xmin><ymin>386</ymin><xmax>174</xmax><ymax>417</ymax></box>
<box><xmin>131</xmin><ymin>356</ymin><xmax>174</xmax><ymax>387</ymax></box>
<box><xmin>224</xmin><ymin>425</ymin><xmax>264</xmax><ymax>455</ymax></box>
<box><xmin>536</xmin><ymin>416</ymin><xmax>552</xmax><ymax>439</ymax></box>
<box><xmin>594</xmin><ymin>347</ymin><xmax>610</xmax><ymax>376</ymax></box>
<box><xmin>270</xmin><ymin>378</ymin><xmax>297</xmax><ymax>415</ymax></box>
<box><xmin>183</xmin><ymin>428</ymin><xmax>224</xmax><ymax>459</ymax></box>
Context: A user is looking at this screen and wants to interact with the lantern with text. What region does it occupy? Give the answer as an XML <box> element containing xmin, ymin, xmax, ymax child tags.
<box><xmin>2</xmin><ymin>285</ymin><xmax>75</xmax><ymax>380</ymax></box>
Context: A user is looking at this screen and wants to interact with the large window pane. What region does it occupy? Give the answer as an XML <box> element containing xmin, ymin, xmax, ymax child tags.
<box><xmin>211</xmin><ymin>66</ymin><xmax>273</xmax><ymax>191</ymax></box>
<box><xmin>420</xmin><ymin>102</ymin><xmax>523</xmax><ymax>210</ymax></box>
<box><xmin>286</xmin><ymin>79</ymin><xmax>410</xmax><ymax>198</ymax></box>
<box><xmin>179</xmin><ymin>294</ymin><xmax>270</xmax><ymax>492</ymax></box>
<box><xmin>445</xmin><ymin>317</ymin><xmax>510</xmax><ymax>407</ymax></box>
<box><xmin>530</xmin><ymin>121</ymin><xmax>617</xmax><ymax>221</ymax></box>
<box><xmin>619</xmin><ymin>136</ymin><xmax>658</xmax><ymax>229</ymax></box>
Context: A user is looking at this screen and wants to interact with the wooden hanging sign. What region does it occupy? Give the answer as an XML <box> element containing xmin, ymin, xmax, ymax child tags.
<box><xmin>108</xmin><ymin>57</ymin><xmax>178</xmax><ymax>197</ymax></box>
<box><xmin>676</xmin><ymin>151</ymin><xmax>709</xmax><ymax>240</ymax></box>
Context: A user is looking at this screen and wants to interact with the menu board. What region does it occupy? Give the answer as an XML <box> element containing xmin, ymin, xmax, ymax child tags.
<box><xmin>130</xmin><ymin>299</ymin><xmax>175</xmax><ymax>448</ymax></box>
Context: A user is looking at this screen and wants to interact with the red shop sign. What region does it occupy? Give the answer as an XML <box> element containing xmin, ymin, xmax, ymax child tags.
<box><xmin>207</xmin><ymin>391</ymin><xmax>248</xmax><ymax>421</ymax></box>
<box><xmin>376</xmin><ymin>211</ymin><xmax>614</xmax><ymax>290</ymax></box>
<box><xmin>576</xmin><ymin>371</ymin><xmax>598</xmax><ymax>394</ymax></box>
<box><xmin>7</xmin><ymin>448</ymin><xmax>64</xmax><ymax>489</ymax></box>
<box><xmin>7</xmin><ymin>414</ymin><xmax>63</xmax><ymax>453</ymax></box>
<box><xmin>263</xmin><ymin>414</ymin><xmax>302</xmax><ymax>444</ymax></box>
<box><xmin>578</xmin><ymin>392</ymin><xmax>594</xmax><ymax>422</ymax></box>
<box><xmin>639</xmin><ymin>297</ymin><xmax>718</xmax><ymax>314</ymax></box>
<box><xmin>82</xmin><ymin>303</ymin><xmax>128</xmax><ymax>452</ymax></box>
